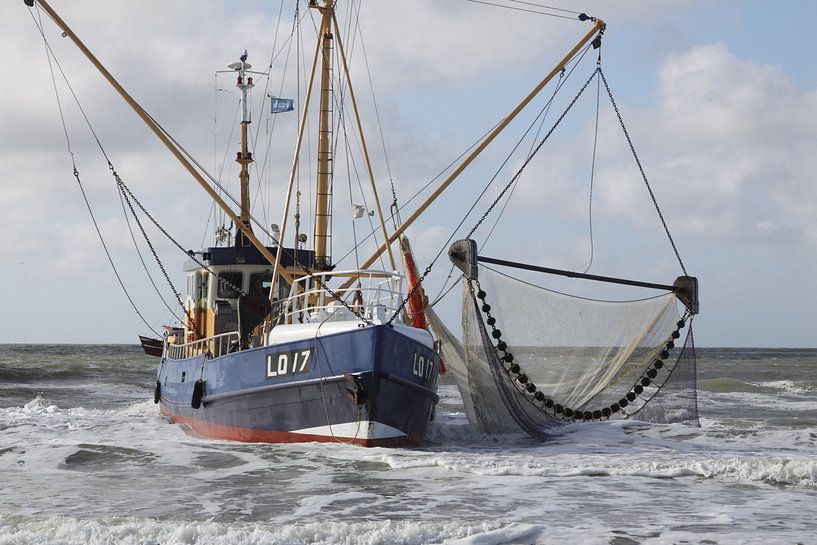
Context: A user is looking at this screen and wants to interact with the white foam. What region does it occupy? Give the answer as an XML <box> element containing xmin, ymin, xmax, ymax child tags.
<box><xmin>755</xmin><ymin>379</ymin><xmax>816</xmax><ymax>394</ymax></box>
<box><xmin>0</xmin><ymin>516</ymin><xmax>516</xmax><ymax>545</ymax></box>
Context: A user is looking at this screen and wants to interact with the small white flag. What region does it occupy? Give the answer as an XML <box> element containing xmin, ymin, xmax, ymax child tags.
<box><xmin>352</xmin><ymin>204</ymin><xmax>366</xmax><ymax>219</ymax></box>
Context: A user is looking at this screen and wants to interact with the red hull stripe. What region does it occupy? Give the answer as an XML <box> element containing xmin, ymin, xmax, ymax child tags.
<box><xmin>160</xmin><ymin>408</ymin><xmax>417</xmax><ymax>448</ymax></box>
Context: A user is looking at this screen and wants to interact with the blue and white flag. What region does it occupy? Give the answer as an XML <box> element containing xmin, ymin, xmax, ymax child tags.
<box><xmin>270</xmin><ymin>97</ymin><xmax>294</xmax><ymax>114</ymax></box>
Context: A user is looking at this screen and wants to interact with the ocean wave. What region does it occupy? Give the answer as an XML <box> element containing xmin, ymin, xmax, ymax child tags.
<box><xmin>365</xmin><ymin>449</ymin><xmax>817</xmax><ymax>488</ymax></box>
<box><xmin>754</xmin><ymin>380</ymin><xmax>817</xmax><ymax>394</ymax></box>
<box><xmin>698</xmin><ymin>377</ymin><xmax>763</xmax><ymax>393</ymax></box>
<box><xmin>0</xmin><ymin>515</ymin><xmax>525</xmax><ymax>545</ymax></box>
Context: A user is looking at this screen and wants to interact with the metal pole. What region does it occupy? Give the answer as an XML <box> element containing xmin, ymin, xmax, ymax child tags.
<box><xmin>477</xmin><ymin>256</ymin><xmax>677</xmax><ymax>292</ymax></box>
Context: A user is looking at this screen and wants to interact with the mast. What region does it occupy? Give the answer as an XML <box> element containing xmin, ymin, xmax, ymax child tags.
<box><xmin>229</xmin><ymin>51</ymin><xmax>255</xmax><ymax>246</ymax></box>
<box><xmin>313</xmin><ymin>1</ymin><xmax>334</xmax><ymax>270</ymax></box>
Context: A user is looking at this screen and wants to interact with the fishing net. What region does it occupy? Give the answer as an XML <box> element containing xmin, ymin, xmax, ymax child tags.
<box><xmin>431</xmin><ymin>264</ymin><xmax>698</xmax><ymax>439</ymax></box>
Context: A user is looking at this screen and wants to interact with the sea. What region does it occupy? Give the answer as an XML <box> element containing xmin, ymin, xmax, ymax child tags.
<box><xmin>1</xmin><ymin>345</ymin><xmax>815</xmax><ymax>545</ymax></box>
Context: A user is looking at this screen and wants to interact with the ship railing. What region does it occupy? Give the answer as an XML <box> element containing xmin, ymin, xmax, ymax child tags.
<box><xmin>164</xmin><ymin>331</ymin><xmax>240</xmax><ymax>360</ymax></box>
<box><xmin>279</xmin><ymin>269</ymin><xmax>404</xmax><ymax>325</ymax></box>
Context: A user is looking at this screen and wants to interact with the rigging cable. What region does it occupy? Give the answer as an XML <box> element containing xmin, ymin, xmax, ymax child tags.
<box><xmin>144</xmin><ymin>111</ymin><xmax>281</xmax><ymax>245</ymax></box>
<box><xmin>32</xmin><ymin>17</ymin><xmax>246</xmax><ymax>319</ymax></box>
<box><xmin>388</xmin><ymin>53</ymin><xmax>600</xmax><ymax>324</ymax></box>
<box><xmin>115</xmin><ymin>171</ymin><xmax>199</xmax><ymax>336</ymax></box>
<box><xmin>463</xmin><ymin>0</ymin><xmax>581</xmax><ymax>21</ymax></box>
<box><xmin>583</xmin><ymin>50</ymin><xmax>601</xmax><ymax>274</ymax></box>
<box><xmin>31</xmin><ymin>6</ymin><xmax>161</xmax><ymax>336</ymax></box>
<box><xmin>35</xmin><ymin>8</ymin><xmax>182</xmax><ymax>325</ymax></box>
<box><xmin>332</xmin><ymin>118</ymin><xmax>504</xmax><ymax>266</ymax></box>
<box><xmin>333</xmin><ymin>40</ymin><xmax>593</xmax><ymax>268</ymax></box>
<box><xmin>420</xmin><ymin>43</ymin><xmax>593</xmax><ymax>312</ymax></box>
<box><xmin>464</xmin><ymin>68</ymin><xmax>600</xmax><ymax>241</ymax></box>
<box><xmin>505</xmin><ymin>0</ymin><xmax>582</xmax><ymax>15</ymax></box>
<box><xmin>350</xmin><ymin>0</ymin><xmax>400</xmax><ymax>229</ymax></box>
<box><xmin>481</xmin><ymin>40</ymin><xmax>592</xmax><ymax>249</ymax></box>
<box><xmin>248</xmin><ymin>0</ymin><xmax>286</xmax><ymax>231</ymax></box>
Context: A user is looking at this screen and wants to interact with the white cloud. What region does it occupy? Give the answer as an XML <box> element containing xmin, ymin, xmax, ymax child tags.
<box><xmin>1</xmin><ymin>1</ymin><xmax>814</xmax><ymax>344</ymax></box>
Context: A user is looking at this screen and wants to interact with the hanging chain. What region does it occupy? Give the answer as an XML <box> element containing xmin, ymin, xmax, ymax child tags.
<box><xmin>114</xmin><ymin>163</ymin><xmax>368</xmax><ymax>326</ymax></box>
<box><xmin>71</xmin><ymin>166</ymin><xmax>161</xmax><ymax>336</ymax></box>
<box><xmin>113</xmin><ymin>166</ymin><xmax>200</xmax><ymax>334</ymax></box>
<box><xmin>598</xmin><ymin>68</ymin><xmax>688</xmax><ymax>276</ymax></box>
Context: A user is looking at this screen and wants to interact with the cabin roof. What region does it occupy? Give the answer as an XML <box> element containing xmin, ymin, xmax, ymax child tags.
<box><xmin>184</xmin><ymin>245</ymin><xmax>315</xmax><ymax>272</ymax></box>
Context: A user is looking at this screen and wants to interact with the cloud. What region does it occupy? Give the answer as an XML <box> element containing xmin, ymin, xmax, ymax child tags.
<box><xmin>1</xmin><ymin>1</ymin><xmax>814</xmax><ymax>344</ymax></box>
<box><xmin>652</xmin><ymin>44</ymin><xmax>817</xmax><ymax>247</ymax></box>
<box><xmin>511</xmin><ymin>43</ymin><xmax>817</xmax><ymax>251</ymax></box>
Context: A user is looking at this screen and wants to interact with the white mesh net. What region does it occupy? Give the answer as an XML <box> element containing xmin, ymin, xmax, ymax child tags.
<box><xmin>429</xmin><ymin>265</ymin><xmax>698</xmax><ymax>439</ymax></box>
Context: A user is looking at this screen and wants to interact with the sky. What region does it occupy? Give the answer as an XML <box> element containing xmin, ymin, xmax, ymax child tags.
<box><xmin>1</xmin><ymin>0</ymin><xmax>816</xmax><ymax>347</ymax></box>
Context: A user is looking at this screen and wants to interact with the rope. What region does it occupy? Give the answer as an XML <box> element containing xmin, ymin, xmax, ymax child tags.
<box><xmin>482</xmin><ymin>41</ymin><xmax>593</xmax><ymax>248</ymax></box>
<box><xmin>582</xmin><ymin>53</ymin><xmax>602</xmax><ymax>274</ymax></box>
<box><xmin>598</xmin><ymin>68</ymin><xmax>688</xmax><ymax>276</ymax></box>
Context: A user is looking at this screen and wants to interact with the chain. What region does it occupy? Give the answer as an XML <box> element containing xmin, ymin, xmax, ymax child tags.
<box><xmin>387</xmin><ymin>263</ymin><xmax>432</xmax><ymax>325</ymax></box>
<box><xmin>598</xmin><ymin>68</ymin><xmax>688</xmax><ymax>276</ymax></box>
<box><xmin>71</xmin><ymin>167</ymin><xmax>160</xmax><ymax>336</ymax></box>
<box><xmin>113</xmin><ymin>166</ymin><xmax>199</xmax><ymax>335</ymax></box>
<box><xmin>466</xmin><ymin>67</ymin><xmax>601</xmax><ymax>240</ymax></box>
<box><xmin>112</xmin><ymin>165</ymin><xmax>245</xmax><ymax>297</ymax></box>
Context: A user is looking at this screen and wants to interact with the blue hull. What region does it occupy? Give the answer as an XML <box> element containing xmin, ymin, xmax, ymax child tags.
<box><xmin>156</xmin><ymin>324</ymin><xmax>440</xmax><ymax>447</ymax></box>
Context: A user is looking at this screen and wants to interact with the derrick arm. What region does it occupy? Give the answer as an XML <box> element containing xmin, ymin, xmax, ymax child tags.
<box><xmin>26</xmin><ymin>0</ymin><xmax>294</xmax><ymax>284</ymax></box>
<box><xmin>338</xmin><ymin>18</ymin><xmax>606</xmax><ymax>291</ymax></box>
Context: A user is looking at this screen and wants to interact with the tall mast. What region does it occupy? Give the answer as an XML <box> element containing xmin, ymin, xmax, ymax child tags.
<box><xmin>313</xmin><ymin>1</ymin><xmax>334</xmax><ymax>270</ymax></box>
<box><xmin>229</xmin><ymin>50</ymin><xmax>255</xmax><ymax>246</ymax></box>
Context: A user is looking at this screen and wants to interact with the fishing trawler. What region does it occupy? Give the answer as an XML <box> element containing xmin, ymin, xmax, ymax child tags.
<box><xmin>27</xmin><ymin>0</ymin><xmax>445</xmax><ymax>446</ymax></box>
<box><xmin>143</xmin><ymin>3</ymin><xmax>443</xmax><ymax>446</ymax></box>
<box><xmin>30</xmin><ymin>0</ymin><xmax>670</xmax><ymax>445</ymax></box>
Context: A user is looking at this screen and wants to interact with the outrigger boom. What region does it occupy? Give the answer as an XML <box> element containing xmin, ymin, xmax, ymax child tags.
<box><xmin>24</xmin><ymin>0</ymin><xmax>293</xmax><ymax>285</ymax></box>
<box><xmin>339</xmin><ymin>16</ymin><xmax>606</xmax><ymax>291</ymax></box>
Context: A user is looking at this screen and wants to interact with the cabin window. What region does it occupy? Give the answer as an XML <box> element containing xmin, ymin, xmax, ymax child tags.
<box><xmin>217</xmin><ymin>272</ymin><xmax>243</xmax><ymax>299</ymax></box>
<box><xmin>249</xmin><ymin>273</ymin><xmax>291</xmax><ymax>301</ymax></box>
<box><xmin>249</xmin><ymin>273</ymin><xmax>272</xmax><ymax>299</ymax></box>
<box><xmin>196</xmin><ymin>272</ymin><xmax>206</xmax><ymax>303</ymax></box>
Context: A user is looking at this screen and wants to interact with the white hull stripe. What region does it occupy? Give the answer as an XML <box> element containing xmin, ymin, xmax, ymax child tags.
<box><xmin>291</xmin><ymin>421</ymin><xmax>407</xmax><ymax>440</ymax></box>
